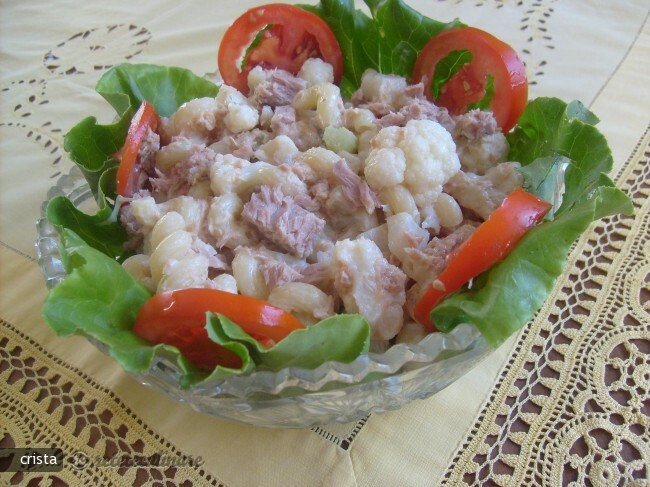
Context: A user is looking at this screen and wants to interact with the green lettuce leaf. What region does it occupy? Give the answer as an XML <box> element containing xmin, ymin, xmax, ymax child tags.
<box><xmin>52</xmin><ymin>64</ymin><xmax>220</xmax><ymax>259</ymax></box>
<box><xmin>508</xmin><ymin>98</ymin><xmax>616</xmax><ymax>215</ymax></box>
<box><xmin>41</xmin><ymin>229</ymin><xmax>370</xmax><ymax>388</ymax></box>
<box><xmin>46</xmin><ymin>167</ymin><xmax>128</xmax><ymax>260</ymax></box>
<box><xmin>63</xmin><ymin>112</ymin><xmax>130</xmax><ymax>198</ymax></box>
<box><xmin>41</xmin><ymin>230</ymin><xmax>257</xmax><ymax>389</ymax></box>
<box><xmin>42</xmin><ymin>229</ymin><xmax>155</xmax><ymax>369</ymax></box>
<box><xmin>430</xmin><ymin>98</ymin><xmax>633</xmax><ymax>347</ymax></box>
<box><xmin>430</xmin><ymin>186</ymin><xmax>625</xmax><ymax>347</ymax></box>
<box><xmin>301</xmin><ymin>0</ymin><xmax>462</xmax><ymax>96</ymax></box>
<box><xmin>430</xmin><ymin>49</ymin><xmax>472</xmax><ymax>99</ymax></box>
<box><xmin>206</xmin><ymin>314</ymin><xmax>371</xmax><ymax>372</ymax></box>
<box><xmin>96</xmin><ymin>63</ymin><xmax>219</xmax><ymax>118</ymax></box>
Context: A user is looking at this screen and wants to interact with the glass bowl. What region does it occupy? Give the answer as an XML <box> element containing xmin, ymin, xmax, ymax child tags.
<box><xmin>35</xmin><ymin>166</ymin><xmax>491</xmax><ymax>428</ymax></box>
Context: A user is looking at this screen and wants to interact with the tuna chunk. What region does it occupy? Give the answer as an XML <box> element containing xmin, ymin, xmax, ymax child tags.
<box><xmin>251</xmin><ymin>69</ymin><xmax>308</xmax><ymax>107</ymax></box>
<box><xmin>332</xmin><ymin>159</ymin><xmax>380</xmax><ymax>214</ymax></box>
<box><xmin>333</xmin><ymin>238</ymin><xmax>407</xmax><ymax>340</ymax></box>
<box><xmin>404</xmin><ymin>223</ymin><xmax>477</xmax><ymax>321</ymax></box>
<box><xmin>139</xmin><ymin>127</ymin><xmax>161</xmax><ymax>174</ymax></box>
<box><xmin>270</xmin><ymin>105</ymin><xmax>322</xmax><ymax>151</ymax></box>
<box><xmin>172</xmin><ymin>146</ymin><xmax>215</xmax><ymax>185</ymax></box>
<box><xmin>230</xmin><ymin>129</ymin><xmax>270</xmax><ymax>160</ymax></box>
<box><xmin>376</xmin><ymin>97</ymin><xmax>455</xmax><ymax>132</ymax></box>
<box><xmin>119</xmin><ymin>203</ymin><xmax>144</xmax><ymax>251</ymax></box>
<box><xmin>453</xmin><ymin>110</ymin><xmax>508</xmax><ymax>174</ymax></box>
<box><xmin>241</xmin><ymin>185</ymin><xmax>326</xmax><ymax>257</ymax></box>
<box><xmin>453</xmin><ymin>109</ymin><xmax>499</xmax><ymax>142</ymax></box>
<box><xmin>151</xmin><ymin>145</ymin><xmax>216</xmax><ymax>199</ymax></box>
<box><xmin>403</xmin><ymin>223</ymin><xmax>477</xmax><ymax>284</ymax></box>
<box><xmin>444</xmin><ymin>162</ymin><xmax>524</xmax><ymax>219</ymax></box>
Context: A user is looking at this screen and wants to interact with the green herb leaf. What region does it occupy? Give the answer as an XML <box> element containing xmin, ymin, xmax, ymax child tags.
<box><xmin>241</xmin><ymin>25</ymin><xmax>274</xmax><ymax>71</ymax></box>
<box><xmin>431</xmin><ymin>49</ymin><xmax>472</xmax><ymax>99</ymax></box>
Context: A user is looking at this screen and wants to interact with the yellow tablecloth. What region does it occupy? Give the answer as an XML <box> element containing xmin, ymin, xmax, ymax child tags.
<box><xmin>1</xmin><ymin>1</ymin><xmax>649</xmax><ymax>485</ymax></box>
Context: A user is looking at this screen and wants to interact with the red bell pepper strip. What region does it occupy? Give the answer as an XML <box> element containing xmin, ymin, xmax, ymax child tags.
<box><xmin>415</xmin><ymin>188</ymin><xmax>552</xmax><ymax>332</ymax></box>
<box><xmin>115</xmin><ymin>100</ymin><xmax>159</xmax><ymax>197</ymax></box>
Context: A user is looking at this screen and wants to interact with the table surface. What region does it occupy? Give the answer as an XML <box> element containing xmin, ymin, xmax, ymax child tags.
<box><xmin>1</xmin><ymin>1</ymin><xmax>649</xmax><ymax>485</ymax></box>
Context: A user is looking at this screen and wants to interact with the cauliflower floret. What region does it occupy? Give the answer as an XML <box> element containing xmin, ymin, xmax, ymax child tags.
<box><xmin>333</xmin><ymin>238</ymin><xmax>407</xmax><ymax>340</ymax></box>
<box><xmin>364</xmin><ymin>147</ymin><xmax>406</xmax><ymax>190</ymax></box>
<box><xmin>297</xmin><ymin>58</ymin><xmax>334</xmax><ymax>86</ymax></box>
<box><xmin>365</xmin><ymin>119</ymin><xmax>460</xmax><ymax>215</ymax></box>
<box><xmin>161</xmin><ymin>97</ymin><xmax>219</xmax><ymax>142</ymax></box>
<box><xmin>215</xmin><ymin>85</ymin><xmax>259</xmax><ymax>133</ymax></box>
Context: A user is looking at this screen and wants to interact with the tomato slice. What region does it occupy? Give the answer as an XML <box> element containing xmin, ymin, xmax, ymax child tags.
<box><xmin>115</xmin><ymin>100</ymin><xmax>159</xmax><ymax>197</ymax></box>
<box><xmin>133</xmin><ymin>288</ymin><xmax>304</xmax><ymax>370</ymax></box>
<box><xmin>412</xmin><ymin>26</ymin><xmax>527</xmax><ymax>133</ymax></box>
<box><xmin>414</xmin><ymin>189</ymin><xmax>552</xmax><ymax>332</ymax></box>
<box><xmin>217</xmin><ymin>3</ymin><xmax>343</xmax><ymax>94</ymax></box>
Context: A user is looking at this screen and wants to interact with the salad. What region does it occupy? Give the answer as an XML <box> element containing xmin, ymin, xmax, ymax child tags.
<box><xmin>42</xmin><ymin>0</ymin><xmax>633</xmax><ymax>389</ymax></box>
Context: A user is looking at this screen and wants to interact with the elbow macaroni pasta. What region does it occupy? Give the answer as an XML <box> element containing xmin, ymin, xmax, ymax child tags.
<box><xmin>232</xmin><ymin>248</ymin><xmax>269</xmax><ymax>300</ymax></box>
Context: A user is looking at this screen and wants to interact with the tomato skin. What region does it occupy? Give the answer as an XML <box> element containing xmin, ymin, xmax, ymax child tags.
<box><xmin>133</xmin><ymin>288</ymin><xmax>304</xmax><ymax>370</ymax></box>
<box><xmin>218</xmin><ymin>3</ymin><xmax>343</xmax><ymax>93</ymax></box>
<box><xmin>116</xmin><ymin>100</ymin><xmax>159</xmax><ymax>197</ymax></box>
<box><xmin>412</xmin><ymin>26</ymin><xmax>527</xmax><ymax>133</ymax></box>
<box><xmin>414</xmin><ymin>189</ymin><xmax>552</xmax><ymax>332</ymax></box>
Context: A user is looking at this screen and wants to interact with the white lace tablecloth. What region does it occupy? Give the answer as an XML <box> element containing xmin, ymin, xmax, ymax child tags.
<box><xmin>1</xmin><ymin>1</ymin><xmax>649</xmax><ymax>485</ymax></box>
